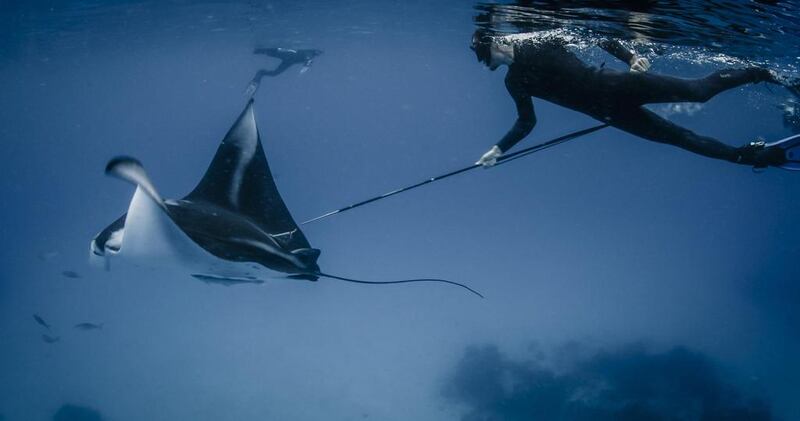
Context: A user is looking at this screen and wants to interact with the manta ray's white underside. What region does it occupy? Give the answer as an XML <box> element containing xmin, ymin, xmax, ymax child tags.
<box><xmin>91</xmin><ymin>186</ymin><xmax>271</xmax><ymax>284</ymax></box>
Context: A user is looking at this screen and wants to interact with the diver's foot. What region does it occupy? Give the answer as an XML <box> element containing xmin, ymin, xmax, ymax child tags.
<box><xmin>735</xmin><ymin>141</ymin><xmax>787</xmax><ymax>168</ymax></box>
<box><xmin>756</xmin><ymin>68</ymin><xmax>779</xmax><ymax>84</ymax></box>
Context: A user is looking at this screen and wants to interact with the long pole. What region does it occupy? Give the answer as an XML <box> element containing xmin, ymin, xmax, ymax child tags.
<box><xmin>300</xmin><ymin>123</ymin><xmax>610</xmax><ymax>225</ymax></box>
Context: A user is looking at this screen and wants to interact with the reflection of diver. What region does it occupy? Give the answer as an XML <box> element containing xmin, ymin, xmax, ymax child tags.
<box><xmin>471</xmin><ymin>30</ymin><xmax>800</xmax><ymax>169</ymax></box>
<box><xmin>245</xmin><ymin>47</ymin><xmax>323</xmax><ymax>96</ymax></box>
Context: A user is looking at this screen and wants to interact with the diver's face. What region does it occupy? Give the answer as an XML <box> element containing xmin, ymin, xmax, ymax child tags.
<box><xmin>471</xmin><ymin>32</ymin><xmax>493</xmax><ymax>69</ymax></box>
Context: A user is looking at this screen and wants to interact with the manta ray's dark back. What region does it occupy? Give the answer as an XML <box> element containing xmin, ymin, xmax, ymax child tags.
<box><xmin>185</xmin><ymin>100</ymin><xmax>312</xmax><ymax>252</ymax></box>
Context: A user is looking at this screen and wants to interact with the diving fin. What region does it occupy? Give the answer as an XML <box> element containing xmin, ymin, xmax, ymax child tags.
<box><xmin>765</xmin><ymin>133</ymin><xmax>800</xmax><ymax>171</ymax></box>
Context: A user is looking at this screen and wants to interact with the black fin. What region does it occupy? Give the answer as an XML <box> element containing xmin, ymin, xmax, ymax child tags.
<box><xmin>184</xmin><ymin>100</ymin><xmax>312</xmax><ymax>252</ymax></box>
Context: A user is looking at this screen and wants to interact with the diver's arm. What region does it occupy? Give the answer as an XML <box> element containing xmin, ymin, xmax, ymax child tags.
<box><xmin>599</xmin><ymin>39</ymin><xmax>650</xmax><ymax>73</ymax></box>
<box><xmin>478</xmin><ymin>90</ymin><xmax>536</xmax><ymax>167</ymax></box>
<box><xmin>496</xmin><ymin>92</ymin><xmax>536</xmax><ymax>153</ymax></box>
<box><xmin>599</xmin><ymin>39</ymin><xmax>635</xmax><ymax>64</ymax></box>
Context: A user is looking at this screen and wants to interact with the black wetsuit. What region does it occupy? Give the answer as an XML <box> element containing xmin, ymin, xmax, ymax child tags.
<box><xmin>246</xmin><ymin>48</ymin><xmax>323</xmax><ymax>97</ymax></box>
<box><xmin>252</xmin><ymin>48</ymin><xmax>322</xmax><ymax>79</ymax></box>
<box><xmin>498</xmin><ymin>39</ymin><xmax>779</xmax><ymax>165</ymax></box>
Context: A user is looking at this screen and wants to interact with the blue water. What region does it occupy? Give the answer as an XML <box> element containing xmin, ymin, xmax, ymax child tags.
<box><xmin>1</xmin><ymin>1</ymin><xmax>799</xmax><ymax>420</ymax></box>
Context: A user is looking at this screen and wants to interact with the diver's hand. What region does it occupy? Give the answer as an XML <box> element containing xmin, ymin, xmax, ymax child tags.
<box><xmin>629</xmin><ymin>56</ymin><xmax>651</xmax><ymax>73</ymax></box>
<box><xmin>476</xmin><ymin>145</ymin><xmax>503</xmax><ymax>167</ymax></box>
<box><xmin>244</xmin><ymin>80</ymin><xmax>259</xmax><ymax>97</ymax></box>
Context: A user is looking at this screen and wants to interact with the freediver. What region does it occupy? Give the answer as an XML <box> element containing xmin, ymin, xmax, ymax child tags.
<box><xmin>471</xmin><ymin>30</ymin><xmax>800</xmax><ymax>169</ymax></box>
<box><xmin>245</xmin><ymin>47</ymin><xmax>323</xmax><ymax>96</ymax></box>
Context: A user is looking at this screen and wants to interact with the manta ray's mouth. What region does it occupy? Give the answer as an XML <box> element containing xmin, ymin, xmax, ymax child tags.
<box><xmin>104</xmin><ymin>227</ymin><xmax>124</xmax><ymax>253</ymax></box>
<box><xmin>91</xmin><ymin>227</ymin><xmax>123</xmax><ymax>256</ymax></box>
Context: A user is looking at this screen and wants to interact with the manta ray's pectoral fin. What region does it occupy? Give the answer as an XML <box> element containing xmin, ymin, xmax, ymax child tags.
<box><xmin>184</xmin><ymin>100</ymin><xmax>314</xmax><ymax>253</ymax></box>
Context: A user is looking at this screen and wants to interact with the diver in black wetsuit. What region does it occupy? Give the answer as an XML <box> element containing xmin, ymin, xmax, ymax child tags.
<box><xmin>245</xmin><ymin>47</ymin><xmax>323</xmax><ymax>96</ymax></box>
<box><xmin>471</xmin><ymin>31</ymin><xmax>798</xmax><ymax>169</ymax></box>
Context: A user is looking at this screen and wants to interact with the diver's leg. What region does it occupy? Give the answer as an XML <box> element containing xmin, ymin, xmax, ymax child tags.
<box><xmin>255</xmin><ymin>62</ymin><xmax>292</xmax><ymax>78</ymax></box>
<box><xmin>629</xmin><ymin>68</ymin><xmax>776</xmax><ymax>104</ymax></box>
<box><xmin>609</xmin><ymin>107</ymin><xmax>745</xmax><ymax>164</ymax></box>
<box><xmin>610</xmin><ymin>107</ymin><xmax>785</xmax><ymax>166</ymax></box>
<box><xmin>244</xmin><ymin>63</ymin><xmax>293</xmax><ymax>96</ymax></box>
<box><xmin>266</xmin><ymin>62</ymin><xmax>293</xmax><ymax>76</ymax></box>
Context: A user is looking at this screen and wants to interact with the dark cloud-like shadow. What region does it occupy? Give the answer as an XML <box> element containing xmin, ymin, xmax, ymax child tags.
<box><xmin>444</xmin><ymin>342</ymin><xmax>770</xmax><ymax>421</ymax></box>
<box><xmin>53</xmin><ymin>404</ymin><xmax>104</xmax><ymax>421</ymax></box>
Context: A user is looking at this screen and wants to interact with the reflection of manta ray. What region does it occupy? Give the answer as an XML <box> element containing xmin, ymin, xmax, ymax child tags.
<box><xmin>90</xmin><ymin>101</ymin><xmax>481</xmax><ymax>297</ymax></box>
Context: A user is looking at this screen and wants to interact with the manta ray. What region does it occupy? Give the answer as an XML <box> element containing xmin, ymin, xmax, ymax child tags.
<box><xmin>90</xmin><ymin>100</ymin><xmax>481</xmax><ymax>297</ymax></box>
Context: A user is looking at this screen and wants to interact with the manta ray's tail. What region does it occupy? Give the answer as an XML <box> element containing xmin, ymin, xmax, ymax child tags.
<box><xmin>315</xmin><ymin>272</ymin><xmax>484</xmax><ymax>298</ymax></box>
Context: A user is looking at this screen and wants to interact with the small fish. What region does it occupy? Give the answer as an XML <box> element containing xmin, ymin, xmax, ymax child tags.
<box><xmin>61</xmin><ymin>270</ymin><xmax>81</xmax><ymax>279</ymax></box>
<box><xmin>74</xmin><ymin>322</ymin><xmax>103</xmax><ymax>331</ymax></box>
<box><xmin>33</xmin><ymin>314</ymin><xmax>51</xmax><ymax>330</ymax></box>
<box><xmin>41</xmin><ymin>334</ymin><xmax>60</xmax><ymax>344</ymax></box>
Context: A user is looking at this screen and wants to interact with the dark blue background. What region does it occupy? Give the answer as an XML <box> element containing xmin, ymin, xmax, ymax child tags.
<box><xmin>1</xmin><ymin>1</ymin><xmax>798</xmax><ymax>419</ymax></box>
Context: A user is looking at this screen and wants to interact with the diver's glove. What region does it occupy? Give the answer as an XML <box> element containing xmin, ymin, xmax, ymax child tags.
<box><xmin>629</xmin><ymin>56</ymin><xmax>651</xmax><ymax>73</ymax></box>
<box><xmin>476</xmin><ymin>145</ymin><xmax>503</xmax><ymax>167</ymax></box>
